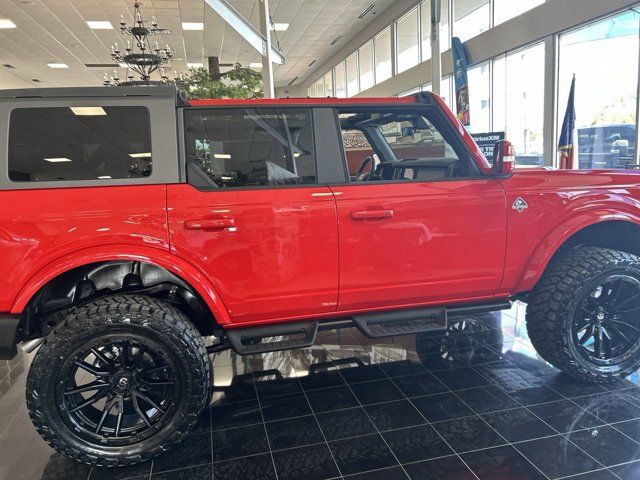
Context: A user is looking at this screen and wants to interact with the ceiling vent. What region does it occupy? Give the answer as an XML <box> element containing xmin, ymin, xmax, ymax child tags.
<box><xmin>330</xmin><ymin>35</ymin><xmax>343</xmax><ymax>46</ymax></box>
<box><xmin>2</xmin><ymin>64</ymin><xmax>14</xmax><ymax>69</ymax></box>
<box><xmin>287</xmin><ymin>76</ymin><xmax>299</xmax><ymax>86</ymax></box>
<box><xmin>31</xmin><ymin>78</ymin><xmax>41</xmax><ymax>83</ymax></box>
<box><xmin>308</xmin><ymin>60</ymin><xmax>316</xmax><ymax>67</ymax></box>
<box><xmin>358</xmin><ymin>4</ymin><xmax>375</xmax><ymax>19</ymax></box>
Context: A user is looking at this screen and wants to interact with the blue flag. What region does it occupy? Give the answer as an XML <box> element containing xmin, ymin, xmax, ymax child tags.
<box><xmin>558</xmin><ymin>75</ymin><xmax>576</xmax><ymax>169</ymax></box>
<box><xmin>452</xmin><ymin>37</ymin><xmax>470</xmax><ymax>127</ymax></box>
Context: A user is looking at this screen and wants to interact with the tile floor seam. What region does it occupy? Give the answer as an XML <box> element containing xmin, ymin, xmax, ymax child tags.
<box><xmin>318</xmin><ymin>340</ymin><xmax>415</xmax><ymax>479</ymax></box>
<box><xmin>366</xmin><ymin>346</ymin><xmax>485</xmax><ymax>480</ymax></box>
<box><xmin>444</xmin><ymin>376</ymin><xmax>553</xmax><ymax>480</ymax></box>
<box><xmin>250</xmin><ymin>372</ymin><xmax>281</xmax><ymax>480</ymax></box>
<box><xmin>297</xmin><ymin>375</ymin><xmax>346</xmax><ymax>479</ymax></box>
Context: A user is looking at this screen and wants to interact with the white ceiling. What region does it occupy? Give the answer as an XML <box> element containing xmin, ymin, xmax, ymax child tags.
<box><xmin>0</xmin><ymin>0</ymin><xmax>396</xmax><ymax>90</ymax></box>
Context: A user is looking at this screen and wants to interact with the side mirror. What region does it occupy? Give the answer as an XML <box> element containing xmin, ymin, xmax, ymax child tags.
<box><xmin>492</xmin><ymin>140</ymin><xmax>516</xmax><ymax>176</ymax></box>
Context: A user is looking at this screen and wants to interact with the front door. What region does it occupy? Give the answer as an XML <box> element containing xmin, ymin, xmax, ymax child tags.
<box><xmin>333</xmin><ymin>105</ymin><xmax>507</xmax><ymax>311</ymax></box>
<box><xmin>168</xmin><ymin>106</ymin><xmax>339</xmax><ymax>325</ymax></box>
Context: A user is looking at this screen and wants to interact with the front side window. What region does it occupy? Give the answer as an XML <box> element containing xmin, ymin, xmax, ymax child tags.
<box><xmin>9</xmin><ymin>106</ymin><xmax>151</xmax><ymax>182</ymax></box>
<box><xmin>339</xmin><ymin>108</ymin><xmax>475</xmax><ymax>182</ymax></box>
<box><xmin>185</xmin><ymin>108</ymin><xmax>317</xmax><ymax>189</ymax></box>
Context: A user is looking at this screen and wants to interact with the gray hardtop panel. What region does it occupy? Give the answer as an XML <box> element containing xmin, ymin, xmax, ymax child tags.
<box><xmin>0</xmin><ymin>85</ymin><xmax>177</xmax><ymax>100</ymax></box>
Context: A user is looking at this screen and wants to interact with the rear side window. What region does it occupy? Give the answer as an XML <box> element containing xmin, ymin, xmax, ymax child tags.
<box><xmin>8</xmin><ymin>106</ymin><xmax>152</xmax><ymax>182</ymax></box>
<box><xmin>184</xmin><ymin>108</ymin><xmax>316</xmax><ymax>189</ymax></box>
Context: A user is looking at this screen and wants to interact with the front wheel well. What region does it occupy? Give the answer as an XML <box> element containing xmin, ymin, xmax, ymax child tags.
<box><xmin>19</xmin><ymin>261</ymin><xmax>221</xmax><ymax>340</ymax></box>
<box><xmin>558</xmin><ymin>220</ymin><xmax>640</xmax><ymax>259</ymax></box>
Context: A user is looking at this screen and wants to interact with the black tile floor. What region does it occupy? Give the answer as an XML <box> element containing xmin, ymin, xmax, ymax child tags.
<box><xmin>3</xmin><ymin>302</ymin><xmax>640</xmax><ymax>479</ymax></box>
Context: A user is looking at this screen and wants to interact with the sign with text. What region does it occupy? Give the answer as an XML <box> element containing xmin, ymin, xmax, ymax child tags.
<box><xmin>471</xmin><ymin>132</ymin><xmax>506</xmax><ymax>163</ymax></box>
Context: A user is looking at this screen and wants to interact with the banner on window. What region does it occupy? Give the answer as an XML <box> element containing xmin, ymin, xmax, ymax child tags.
<box><xmin>471</xmin><ymin>132</ymin><xmax>506</xmax><ymax>163</ymax></box>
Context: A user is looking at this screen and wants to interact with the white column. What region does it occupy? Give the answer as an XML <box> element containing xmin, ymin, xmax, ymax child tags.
<box><xmin>543</xmin><ymin>34</ymin><xmax>558</xmax><ymax>167</ymax></box>
<box><xmin>259</xmin><ymin>0</ymin><xmax>275</xmax><ymax>99</ymax></box>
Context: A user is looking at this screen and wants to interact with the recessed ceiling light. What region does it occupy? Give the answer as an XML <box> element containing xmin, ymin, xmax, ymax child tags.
<box><xmin>129</xmin><ymin>152</ymin><xmax>152</xmax><ymax>158</ymax></box>
<box><xmin>47</xmin><ymin>63</ymin><xmax>69</xmax><ymax>69</ymax></box>
<box><xmin>118</xmin><ymin>63</ymin><xmax>128</xmax><ymax>68</ymax></box>
<box><xmin>87</xmin><ymin>21</ymin><xmax>113</xmax><ymax>30</ymax></box>
<box><xmin>187</xmin><ymin>62</ymin><xmax>203</xmax><ymax>69</ymax></box>
<box><xmin>70</xmin><ymin>106</ymin><xmax>106</xmax><ymax>116</ymax></box>
<box><xmin>271</xmin><ymin>23</ymin><xmax>289</xmax><ymax>31</ymax></box>
<box><xmin>249</xmin><ymin>63</ymin><xmax>263</xmax><ymax>69</ymax></box>
<box><xmin>0</xmin><ymin>19</ymin><xmax>16</xmax><ymax>29</ymax></box>
<box><xmin>44</xmin><ymin>157</ymin><xmax>72</xmax><ymax>163</ymax></box>
<box><xmin>214</xmin><ymin>154</ymin><xmax>231</xmax><ymax>159</ymax></box>
<box><xmin>182</xmin><ymin>22</ymin><xmax>204</xmax><ymax>31</ymax></box>
<box><xmin>97</xmin><ymin>176</ymin><xmax>112</xmax><ymax>179</ymax></box>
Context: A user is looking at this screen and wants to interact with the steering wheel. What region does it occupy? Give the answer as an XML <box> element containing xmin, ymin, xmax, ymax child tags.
<box><xmin>355</xmin><ymin>156</ymin><xmax>374</xmax><ymax>182</ymax></box>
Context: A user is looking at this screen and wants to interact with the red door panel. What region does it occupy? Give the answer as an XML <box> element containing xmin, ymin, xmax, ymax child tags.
<box><xmin>331</xmin><ymin>179</ymin><xmax>507</xmax><ymax>310</ymax></box>
<box><xmin>167</xmin><ymin>184</ymin><xmax>339</xmax><ymax>324</ymax></box>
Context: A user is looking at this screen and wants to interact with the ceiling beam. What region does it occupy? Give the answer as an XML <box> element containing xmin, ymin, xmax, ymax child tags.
<box><xmin>203</xmin><ymin>0</ymin><xmax>285</xmax><ymax>65</ymax></box>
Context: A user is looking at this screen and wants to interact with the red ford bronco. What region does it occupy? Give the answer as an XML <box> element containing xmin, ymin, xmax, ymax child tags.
<box><xmin>1</xmin><ymin>86</ymin><xmax>640</xmax><ymax>466</ymax></box>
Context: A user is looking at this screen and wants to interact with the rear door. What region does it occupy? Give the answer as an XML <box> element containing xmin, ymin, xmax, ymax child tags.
<box><xmin>167</xmin><ymin>106</ymin><xmax>340</xmax><ymax>325</ymax></box>
<box><xmin>333</xmin><ymin>104</ymin><xmax>507</xmax><ymax>311</ymax></box>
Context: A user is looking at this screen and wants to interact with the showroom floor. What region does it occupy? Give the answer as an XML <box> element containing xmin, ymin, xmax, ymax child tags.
<box><xmin>2</xmin><ymin>303</ymin><xmax>640</xmax><ymax>479</ymax></box>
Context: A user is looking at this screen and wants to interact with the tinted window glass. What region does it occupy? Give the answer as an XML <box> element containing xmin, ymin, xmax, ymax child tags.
<box><xmin>9</xmin><ymin>106</ymin><xmax>152</xmax><ymax>182</ymax></box>
<box><xmin>185</xmin><ymin>108</ymin><xmax>317</xmax><ymax>189</ymax></box>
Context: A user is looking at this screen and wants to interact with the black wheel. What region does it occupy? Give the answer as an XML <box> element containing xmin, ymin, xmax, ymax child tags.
<box><xmin>527</xmin><ymin>246</ymin><xmax>640</xmax><ymax>383</ymax></box>
<box><xmin>27</xmin><ymin>294</ymin><xmax>210</xmax><ymax>467</ymax></box>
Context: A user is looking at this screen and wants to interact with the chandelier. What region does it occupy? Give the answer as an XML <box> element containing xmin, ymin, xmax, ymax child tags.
<box><xmin>105</xmin><ymin>2</ymin><xmax>173</xmax><ymax>86</ymax></box>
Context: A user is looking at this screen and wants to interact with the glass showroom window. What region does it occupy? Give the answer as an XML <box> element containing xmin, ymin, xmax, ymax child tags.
<box><xmin>493</xmin><ymin>43</ymin><xmax>545</xmax><ymax>165</ymax></box>
<box><xmin>359</xmin><ymin>41</ymin><xmax>375</xmax><ymax>91</ymax></box>
<box><xmin>494</xmin><ymin>0</ymin><xmax>544</xmax><ymax>26</ymax></box>
<box><xmin>324</xmin><ymin>72</ymin><xmax>334</xmax><ymax>97</ymax></box>
<box><xmin>454</xmin><ymin>0</ymin><xmax>490</xmax><ymax>43</ymax></box>
<box><xmin>334</xmin><ymin>61</ymin><xmax>347</xmax><ymax>98</ymax></box>
<box><xmin>558</xmin><ymin>9</ymin><xmax>640</xmax><ymax>169</ymax></box>
<box><xmin>421</xmin><ymin>1</ymin><xmax>431</xmax><ymax>62</ymax></box>
<box><xmin>442</xmin><ymin>76</ymin><xmax>454</xmax><ymax>111</ymax></box>
<box><xmin>346</xmin><ymin>52</ymin><xmax>360</xmax><ymax>97</ymax></box>
<box><xmin>421</xmin><ymin>1</ymin><xmax>451</xmax><ymax>55</ymax></box>
<box><xmin>307</xmin><ymin>83</ymin><xmax>316</xmax><ymax>98</ymax></box>
<box><xmin>375</xmin><ymin>27</ymin><xmax>392</xmax><ymax>83</ymax></box>
<box><xmin>467</xmin><ymin>62</ymin><xmax>491</xmax><ymax>133</ymax></box>
<box><xmin>315</xmin><ymin>78</ymin><xmax>325</xmax><ymax>98</ymax></box>
<box><xmin>396</xmin><ymin>7</ymin><xmax>420</xmax><ymax>73</ymax></box>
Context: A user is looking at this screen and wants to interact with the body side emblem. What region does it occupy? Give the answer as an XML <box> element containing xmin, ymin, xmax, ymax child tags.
<box><xmin>513</xmin><ymin>197</ymin><xmax>528</xmax><ymax>213</ymax></box>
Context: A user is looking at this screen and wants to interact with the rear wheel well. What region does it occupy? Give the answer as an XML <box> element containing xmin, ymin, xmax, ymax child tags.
<box><xmin>19</xmin><ymin>261</ymin><xmax>220</xmax><ymax>341</ymax></box>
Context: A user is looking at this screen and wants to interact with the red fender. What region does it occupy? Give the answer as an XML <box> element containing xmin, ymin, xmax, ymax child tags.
<box><xmin>515</xmin><ymin>209</ymin><xmax>640</xmax><ymax>293</ymax></box>
<box><xmin>10</xmin><ymin>244</ymin><xmax>232</xmax><ymax>325</ymax></box>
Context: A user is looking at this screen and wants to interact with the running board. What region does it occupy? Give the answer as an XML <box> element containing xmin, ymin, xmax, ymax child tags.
<box><xmin>353</xmin><ymin>307</ymin><xmax>448</xmax><ymax>338</ymax></box>
<box><xmin>226</xmin><ymin>321</ymin><xmax>318</xmax><ymax>354</ymax></box>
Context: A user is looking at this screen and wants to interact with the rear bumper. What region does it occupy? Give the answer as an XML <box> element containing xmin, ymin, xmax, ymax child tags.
<box><xmin>0</xmin><ymin>315</ymin><xmax>20</xmax><ymax>360</ymax></box>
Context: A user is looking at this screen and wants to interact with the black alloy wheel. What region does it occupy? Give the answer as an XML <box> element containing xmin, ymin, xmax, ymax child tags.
<box><xmin>59</xmin><ymin>336</ymin><xmax>180</xmax><ymax>446</ymax></box>
<box><xmin>572</xmin><ymin>274</ymin><xmax>640</xmax><ymax>365</ymax></box>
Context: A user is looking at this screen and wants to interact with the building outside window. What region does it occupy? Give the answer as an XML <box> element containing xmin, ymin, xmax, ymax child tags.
<box><xmin>494</xmin><ymin>0</ymin><xmax>545</xmax><ymax>26</ymax></box>
<box><xmin>335</xmin><ymin>61</ymin><xmax>347</xmax><ymax>98</ymax></box>
<box><xmin>346</xmin><ymin>52</ymin><xmax>360</xmax><ymax>97</ymax></box>
<box><xmin>454</xmin><ymin>0</ymin><xmax>490</xmax><ymax>43</ymax></box>
<box><xmin>396</xmin><ymin>7</ymin><xmax>420</xmax><ymax>73</ymax></box>
<box><xmin>467</xmin><ymin>62</ymin><xmax>491</xmax><ymax>133</ymax></box>
<box><xmin>493</xmin><ymin>42</ymin><xmax>545</xmax><ymax>165</ymax></box>
<box><xmin>558</xmin><ymin>9</ymin><xmax>640</xmax><ymax>169</ymax></box>
<box><xmin>375</xmin><ymin>27</ymin><xmax>393</xmax><ymax>83</ymax></box>
<box><xmin>359</xmin><ymin>41</ymin><xmax>375</xmax><ymax>91</ymax></box>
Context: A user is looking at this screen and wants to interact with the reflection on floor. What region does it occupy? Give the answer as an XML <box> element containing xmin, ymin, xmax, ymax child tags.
<box><xmin>2</xmin><ymin>302</ymin><xmax>640</xmax><ymax>479</ymax></box>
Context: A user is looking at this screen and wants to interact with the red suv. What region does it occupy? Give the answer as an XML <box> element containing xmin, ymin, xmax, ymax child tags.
<box><xmin>2</xmin><ymin>86</ymin><xmax>640</xmax><ymax>466</ymax></box>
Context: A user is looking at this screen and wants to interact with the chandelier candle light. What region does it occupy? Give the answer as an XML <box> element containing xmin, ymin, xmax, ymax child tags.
<box><xmin>105</xmin><ymin>2</ymin><xmax>173</xmax><ymax>86</ymax></box>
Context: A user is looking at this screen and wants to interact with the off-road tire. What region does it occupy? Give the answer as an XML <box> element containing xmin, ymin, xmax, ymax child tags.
<box><xmin>526</xmin><ymin>246</ymin><xmax>640</xmax><ymax>383</ymax></box>
<box><xmin>26</xmin><ymin>294</ymin><xmax>211</xmax><ymax>467</ymax></box>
